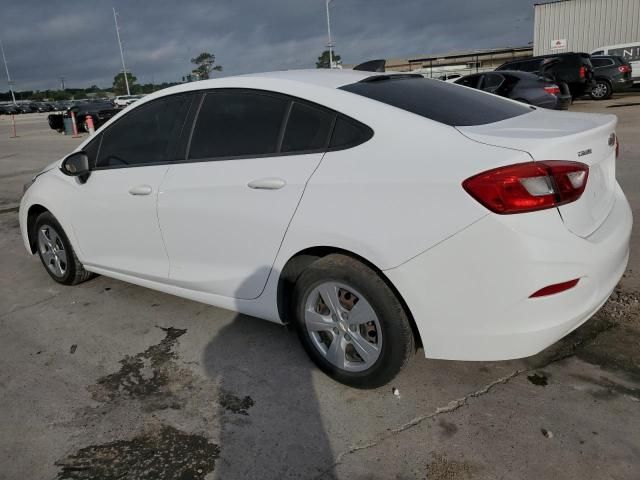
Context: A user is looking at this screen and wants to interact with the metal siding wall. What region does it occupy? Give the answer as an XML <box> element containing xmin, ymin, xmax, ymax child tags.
<box><xmin>534</xmin><ymin>0</ymin><xmax>640</xmax><ymax>55</ymax></box>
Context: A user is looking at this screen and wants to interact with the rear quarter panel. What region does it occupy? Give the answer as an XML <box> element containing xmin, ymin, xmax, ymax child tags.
<box><xmin>276</xmin><ymin>99</ymin><xmax>533</xmax><ymax>271</ymax></box>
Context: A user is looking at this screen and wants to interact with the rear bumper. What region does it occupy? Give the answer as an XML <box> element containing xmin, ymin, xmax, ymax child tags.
<box><xmin>611</xmin><ymin>78</ymin><xmax>634</xmax><ymax>92</ymax></box>
<box><xmin>555</xmin><ymin>94</ymin><xmax>572</xmax><ymax>110</ymax></box>
<box><xmin>385</xmin><ymin>184</ymin><xmax>632</xmax><ymax>361</ymax></box>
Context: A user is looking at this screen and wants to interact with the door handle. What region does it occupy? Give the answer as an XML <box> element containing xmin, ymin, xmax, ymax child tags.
<box><xmin>247</xmin><ymin>178</ymin><xmax>286</xmax><ymax>190</ymax></box>
<box><xmin>128</xmin><ymin>184</ymin><xmax>153</xmax><ymax>196</ymax></box>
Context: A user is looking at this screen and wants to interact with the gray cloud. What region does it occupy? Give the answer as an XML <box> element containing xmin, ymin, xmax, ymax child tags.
<box><xmin>0</xmin><ymin>0</ymin><xmax>535</xmax><ymax>91</ymax></box>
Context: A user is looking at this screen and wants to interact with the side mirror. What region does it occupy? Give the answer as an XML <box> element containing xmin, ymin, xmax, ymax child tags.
<box><xmin>61</xmin><ymin>151</ymin><xmax>90</xmax><ymax>182</ymax></box>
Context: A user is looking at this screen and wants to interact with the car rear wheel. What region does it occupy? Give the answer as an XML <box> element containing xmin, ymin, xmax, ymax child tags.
<box><xmin>293</xmin><ymin>254</ymin><xmax>414</xmax><ymax>389</ymax></box>
<box><xmin>590</xmin><ymin>80</ymin><xmax>612</xmax><ymax>100</ymax></box>
<box><xmin>35</xmin><ymin>212</ymin><xmax>94</xmax><ymax>285</ymax></box>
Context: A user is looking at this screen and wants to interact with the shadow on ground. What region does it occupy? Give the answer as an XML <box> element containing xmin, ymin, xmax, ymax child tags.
<box><xmin>202</xmin><ymin>314</ymin><xmax>335</xmax><ymax>478</ymax></box>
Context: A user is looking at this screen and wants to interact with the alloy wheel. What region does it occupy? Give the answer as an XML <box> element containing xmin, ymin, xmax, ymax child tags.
<box><xmin>38</xmin><ymin>224</ymin><xmax>67</xmax><ymax>277</ymax></box>
<box><xmin>304</xmin><ymin>281</ymin><xmax>382</xmax><ymax>372</ymax></box>
<box><xmin>592</xmin><ymin>82</ymin><xmax>609</xmax><ymax>99</ymax></box>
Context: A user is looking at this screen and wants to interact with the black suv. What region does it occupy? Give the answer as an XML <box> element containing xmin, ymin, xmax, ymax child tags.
<box><xmin>589</xmin><ymin>55</ymin><xmax>633</xmax><ymax>100</ymax></box>
<box><xmin>496</xmin><ymin>53</ymin><xmax>595</xmax><ymax>99</ymax></box>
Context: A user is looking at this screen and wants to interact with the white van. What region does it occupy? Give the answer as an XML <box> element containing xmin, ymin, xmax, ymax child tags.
<box><xmin>591</xmin><ymin>42</ymin><xmax>640</xmax><ymax>84</ymax></box>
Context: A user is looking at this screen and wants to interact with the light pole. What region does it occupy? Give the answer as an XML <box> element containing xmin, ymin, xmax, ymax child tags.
<box><xmin>113</xmin><ymin>8</ymin><xmax>131</xmax><ymax>96</ymax></box>
<box><xmin>0</xmin><ymin>39</ymin><xmax>17</xmax><ymax>105</ymax></box>
<box><xmin>325</xmin><ymin>0</ymin><xmax>334</xmax><ymax>68</ymax></box>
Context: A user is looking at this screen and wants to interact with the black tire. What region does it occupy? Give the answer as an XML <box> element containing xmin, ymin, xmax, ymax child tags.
<box><xmin>34</xmin><ymin>211</ymin><xmax>95</xmax><ymax>285</ymax></box>
<box><xmin>292</xmin><ymin>254</ymin><xmax>414</xmax><ymax>389</ymax></box>
<box><xmin>590</xmin><ymin>80</ymin><xmax>612</xmax><ymax>100</ymax></box>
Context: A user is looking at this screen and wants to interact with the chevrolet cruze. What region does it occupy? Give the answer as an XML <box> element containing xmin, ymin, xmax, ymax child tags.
<box><xmin>20</xmin><ymin>70</ymin><xmax>632</xmax><ymax>388</ymax></box>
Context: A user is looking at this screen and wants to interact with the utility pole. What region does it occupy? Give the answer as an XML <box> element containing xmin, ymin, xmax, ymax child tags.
<box><xmin>0</xmin><ymin>40</ymin><xmax>17</xmax><ymax>105</ymax></box>
<box><xmin>113</xmin><ymin>7</ymin><xmax>131</xmax><ymax>96</ymax></box>
<box><xmin>325</xmin><ymin>0</ymin><xmax>334</xmax><ymax>68</ymax></box>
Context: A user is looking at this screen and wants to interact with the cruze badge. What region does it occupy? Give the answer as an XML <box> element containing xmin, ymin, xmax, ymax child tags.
<box><xmin>577</xmin><ymin>148</ymin><xmax>592</xmax><ymax>157</ymax></box>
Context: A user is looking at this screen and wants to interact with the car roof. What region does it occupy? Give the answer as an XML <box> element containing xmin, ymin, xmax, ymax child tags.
<box><xmin>236</xmin><ymin>69</ymin><xmax>385</xmax><ymax>88</ymax></box>
<box><xmin>134</xmin><ymin>69</ymin><xmax>391</xmax><ymax>105</ymax></box>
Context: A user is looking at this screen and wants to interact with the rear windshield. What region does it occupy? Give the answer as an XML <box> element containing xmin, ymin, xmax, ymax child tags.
<box><xmin>340</xmin><ymin>76</ymin><xmax>531</xmax><ymax>127</ymax></box>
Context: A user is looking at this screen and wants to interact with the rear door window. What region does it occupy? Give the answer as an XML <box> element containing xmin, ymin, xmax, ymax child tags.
<box><xmin>592</xmin><ymin>58</ymin><xmax>614</xmax><ymax>68</ymax></box>
<box><xmin>341</xmin><ymin>76</ymin><xmax>530</xmax><ymax>127</ymax></box>
<box><xmin>189</xmin><ymin>91</ymin><xmax>289</xmax><ymax>159</ymax></box>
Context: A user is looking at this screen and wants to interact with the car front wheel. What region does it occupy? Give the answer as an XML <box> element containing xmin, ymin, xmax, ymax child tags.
<box><xmin>293</xmin><ymin>254</ymin><xmax>414</xmax><ymax>389</ymax></box>
<box><xmin>35</xmin><ymin>211</ymin><xmax>94</xmax><ymax>285</ymax></box>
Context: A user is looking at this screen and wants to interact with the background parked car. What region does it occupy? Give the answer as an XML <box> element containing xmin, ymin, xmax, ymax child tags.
<box><xmin>589</xmin><ymin>55</ymin><xmax>633</xmax><ymax>99</ymax></box>
<box><xmin>16</xmin><ymin>103</ymin><xmax>37</xmax><ymax>114</ymax></box>
<box><xmin>454</xmin><ymin>71</ymin><xmax>571</xmax><ymax>110</ymax></box>
<box><xmin>113</xmin><ymin>95</ymin><xmax>143</xmax><ymax>107</ymax></box>
<box><xmin>35</xmin><ymin>102</ymin><xmax>55</xmax><ymax>113</ymax></box>
<box><xmin>47</xmin><ymin>101</ymin><xmax>120</xmax><ymax>132</ymax></box>
<box><xmin>0</xmin><ymin>104</ymin><xmax>20</xmax><ymax>115</ymax></box>
<box><xmin>437</xmin><ymin>73</ymin><xmax>463</xmax><ymax>82</ymax></box>
<box><xmin>496</xmin><ymin>52</ymin><xmax>595</xmax><ymax>99</ymax></box>
<box><xmin>591</xmin><ymin>42</ymin><xmax>640</xmax><ymax>84</ymax></box>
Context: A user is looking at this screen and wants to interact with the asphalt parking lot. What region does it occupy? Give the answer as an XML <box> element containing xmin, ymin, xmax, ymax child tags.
<box><xmin>1</xmin><ymin>98</ymin><xmax>639</xmax><ymax>480</ymax></box>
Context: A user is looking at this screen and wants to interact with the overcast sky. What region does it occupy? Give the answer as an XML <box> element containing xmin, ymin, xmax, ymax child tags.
<box><xmin>0</xmin><ymin>0</ymin><xmax>535</xmax><ymax>91</ymax></box>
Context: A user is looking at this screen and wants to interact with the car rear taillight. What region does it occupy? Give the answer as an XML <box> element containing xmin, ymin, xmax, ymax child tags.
<box><xmin>579</xmin><ymin>65</ymin><xmax>587</xmax><ymax>78</ymax></box>
<box><xmin>462</xmin><ymin>161</ymin><xmax>589</xmax><ymax>214</ymax></box>
<box><xmin>543</xmin><ymin>85</ymin><xmax>561</xmax><ymax>95</ymax></box>
<box><xmin>618</xmin><ymin>65</ymin><xmax>632</xmax><ymax>73</ymax></box>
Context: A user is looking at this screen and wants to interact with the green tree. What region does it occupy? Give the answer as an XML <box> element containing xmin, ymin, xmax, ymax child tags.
<box><xmin>316</xmin><ymin>50</ymin><xmax>341</xmax><ymax>69</ymax></box>
<box><xmin>190</xmin><ymin>52</ymin><xmax>222</xmax><ymax>80</ymax></box>
<box><xmin>112</xmin><ymin>72</ymin><xmax>138</xmax><ymax>95</ymax></box>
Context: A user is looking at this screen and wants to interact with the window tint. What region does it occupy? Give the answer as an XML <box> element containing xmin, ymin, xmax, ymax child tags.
<box><xmin>329</xmin><ymin>116</ymin><xmax>372</xmax><ymax>149</ymax></box>
<box><xmin>281</xmin><ymin>102</ymin><xmax>335</xmax><ymax>153</ymax></box>
<box><xmin>341</xmin><ymin>76</ymin><xmax>530</xmax><ymax>127</ymax></box>
<box><xmin>519</xmin><ymin>59</ymin><xmax>543</xmax><ymax>72</ymax></box>
<box><xmin>482</xmin><ymin>73</ymin><xmax>503</xmax><ymax>90</ymax></box>
<box><xmin>592</xmin><ymin>50</ymin><xmax>604</xmax><ymax>56</ymax></box>
<box><xmin>189</xmin><ymin>92</ymin><xmax>289</xmax><ymax>159</ymax></box>
<box><xmin>456</xmin><ymin>75</ymin><xmax>481</xmax><ymax>88</ymax></box>
<box><xmin>96</xmin><ymin>95</ymin><xmax>190</xmax><ymax>168</ymax></box>
<box><xmin>592</xmin><ymin>58</ymin><xmax>614</xmax><ymax>68</ymax></box>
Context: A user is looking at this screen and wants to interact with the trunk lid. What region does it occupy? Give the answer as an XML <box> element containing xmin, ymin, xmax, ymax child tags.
<box><xmin>458</xmin><ymin>109</ymin><xmax>618</xmax><ymax>237</ymax></box>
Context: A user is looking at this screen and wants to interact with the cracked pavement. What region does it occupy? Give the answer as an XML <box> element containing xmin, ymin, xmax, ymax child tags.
<box><xmin>1</xmin><ymin>101</ymin><xmax>640</xmax><ymax>479</ymax></box>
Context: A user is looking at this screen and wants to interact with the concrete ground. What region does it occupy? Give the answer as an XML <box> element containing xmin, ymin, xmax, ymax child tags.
<box><xmin>1</xmin><ymin>98</ymin><xmax>639</xmax><ymax>480</ymax></box>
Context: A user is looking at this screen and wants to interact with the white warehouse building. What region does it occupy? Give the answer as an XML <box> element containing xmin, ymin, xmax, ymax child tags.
<box><xmin>534</xmin><ymin>0</ymin><xmax>640</xmax><ymax>56</ymax></box>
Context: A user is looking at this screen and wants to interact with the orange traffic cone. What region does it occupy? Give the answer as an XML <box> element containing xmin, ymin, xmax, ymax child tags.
<box><xmin>85</xmin><ymin>115</ymin><xmax>95</xmax><ymax>135</ymax></box>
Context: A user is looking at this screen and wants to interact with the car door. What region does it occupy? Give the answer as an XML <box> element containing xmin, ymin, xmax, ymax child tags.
<box><xmin>157</xmin><ymin>90</ymin><xmax>335</xmax><ymax>299</ymax></box>
<box><xmin>69</xmin><ymin>94</ymin><xmax>193</xmax><ymax>280</ymax></box>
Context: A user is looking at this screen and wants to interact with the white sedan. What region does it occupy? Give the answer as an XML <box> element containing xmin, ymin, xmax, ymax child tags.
<box><xmin>19</xmin><ymin>70</ymin><xmax>632</xmax><ymax>388</ymax></box>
